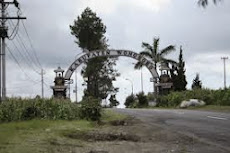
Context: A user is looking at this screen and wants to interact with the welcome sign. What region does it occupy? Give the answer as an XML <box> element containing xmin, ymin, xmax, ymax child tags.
<box><xmin>64</xmin><ymin>50</ymin><xmax>158</xmax><ymax>80</ymax></box>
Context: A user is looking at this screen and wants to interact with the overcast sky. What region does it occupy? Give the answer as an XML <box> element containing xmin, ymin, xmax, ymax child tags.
<box><xmin>5</xmin><ymin>0</ymin><xmax>230</xmax><ymax>107</ymax></box>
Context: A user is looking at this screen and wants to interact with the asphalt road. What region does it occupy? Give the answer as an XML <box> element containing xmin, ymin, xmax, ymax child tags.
<box><xmin>113</xmin><ymin>108</ymin><xmax>230</xmax><ymax>152</ymax></box>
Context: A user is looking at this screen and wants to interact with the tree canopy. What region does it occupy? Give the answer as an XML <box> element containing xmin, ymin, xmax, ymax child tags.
<box><xmin>70</xmin><ymin>7</ymin><xmax>119</xmax><ymax>100</ymax></box>
<box><xmin>170</xmin><ymin>46</ymin><xmax>187</xmax><ymax>91</ymax></box>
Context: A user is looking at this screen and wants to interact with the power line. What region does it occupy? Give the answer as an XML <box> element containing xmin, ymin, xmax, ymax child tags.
<box><xmin>11</xmin><ymin>21</ymin><xmax>42</xmax><ymax>69</ymax></box>
<box><xmin>0</xmin><ymin>0</ymin><xmax>26</xmax><ymax>101</ymax></box>
<box><xmin>9</xmin><ymin>39</ymin><xmax>40</xmax><ymax>74</ymax></box>
<box><xmin>6</xmin><ymin>45</ymin><xmax>39</xmax><ymax>84</ymax></box>
<box><xmin>21</xmin><ymin>20</ymin><xmax>42</xmax><ymax>68</ymax></box>
<box><xmin>8</xmin><ymin>19</ymin><xmax>41</xmax><ymax>71</ymax></box>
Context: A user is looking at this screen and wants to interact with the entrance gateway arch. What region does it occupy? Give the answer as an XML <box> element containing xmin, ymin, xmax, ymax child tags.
<box><xmin>64</xmin><ymin>49</ymin><xmax>159</xmax><ymax>80</ymax></box>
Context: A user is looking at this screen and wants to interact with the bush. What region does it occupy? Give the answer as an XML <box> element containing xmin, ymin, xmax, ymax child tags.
<box><xmin>79</xmin><ymin>97</ymin><xmax>102</xmax><ymax>121</ymax></box>
<box><xmin>124</xmin><ymin>94</ymin><xmax>135</xmax><ymax>108</ymax></box>
<box><xmin>156</xmin><ymin>88</ymin><xmax>230</xmax><ymax>107</ymax></box>
<box><xmin>136</xmin><ymin>92</ymin><xmax>148</xmax><ymax>107</ymax></box>
<box><xmin>0</xmin><ymin>98</ymin><xmax>80</xmax><ymax>123</ymax></box>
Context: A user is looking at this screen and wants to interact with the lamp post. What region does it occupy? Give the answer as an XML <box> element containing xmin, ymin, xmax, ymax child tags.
<box><xmin>221</xmin><ymin>57</ymin><xmax>228</xmax><ymax>89</ymax></box>
<box><xmin>125</xmin><ymin>78</ymin><xmax>133</xmax><ymax>95</ymax></box>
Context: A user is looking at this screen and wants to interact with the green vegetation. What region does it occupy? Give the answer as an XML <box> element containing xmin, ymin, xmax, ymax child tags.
<box><xmin>101</xmin><ymin>109</ymin><xmax>127</xmax><ymax>122</ymax></box>
<box><xmin>156</xmin><ymin>88</ymin><xmax>230</xmax><ymax>107</ymax></box>
<box><xmin>70</xmin><ymin>7</ymin><xmax>119</xmax><ymax>100</ymax></box>
<box><xmin>125</xmin><ymin>93</ymin><xmax>148</xmax><ymax>108</ymax></box>
<box><xmin>198</xmin><ymin>0</ymin><xmax>221</xmax><ymax>7</ymax></box>
<box><xmin>192</xmin><ymin>73</ymin><xmax>202</xmax><ymax>89</ymax></box>
<box><xmin>0</xmin><ymin>98</ymin><xmax>80</xmax><ymax>122</ymax></box>
<box><xmin>0</xmin><ymin>97</ymin><xmax>103</xmax><ymax>123</ymax></box>
<box><xmin>134</xmin><ymin>37</ymin><xmax>176</xmax><ymax>96</ymax></box>
<box><xmin>80</xmin><ymin>97</ymin><xmax>102</xmax><ymax>121</ymax></box>
<box><xmin>0</xmin><ymin>109</ymin><xmax>126</xmax><ymax>153</ymax></box>
<box><xmin>187</xmin><ymin>105</ymin><xmax>230</xmax><ymax>112</ymax></box>
<box><xmin>124</xmin><ymin>94</ymin><xmax>136</xmax><ymax>108</ymax></box>
<box><xmin>170</xmin><ymin>46</ymin><xmax>187</xmax><ymax>91</ymax></box>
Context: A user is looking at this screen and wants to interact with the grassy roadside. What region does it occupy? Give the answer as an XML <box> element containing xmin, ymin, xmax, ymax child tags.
<box><xmin>147</xmin><ymin>105</ymin><xmax>230</xmax><ymax>113</ymax></box>
<box><xmin>0</xmin><ymin>109</ymin><xmax>127</xmax><ymax>153</ymax></box>
<box><xmin>186</xmin><ymin>105</ymin><xmax>230</xmax><ymax>112</ymax></box>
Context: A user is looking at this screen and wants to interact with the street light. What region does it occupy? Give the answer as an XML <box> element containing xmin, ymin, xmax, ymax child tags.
<box><xmin>125</xmin><ymin>78</ymin><xmax>133</xmax><ymax>95</ymax></box>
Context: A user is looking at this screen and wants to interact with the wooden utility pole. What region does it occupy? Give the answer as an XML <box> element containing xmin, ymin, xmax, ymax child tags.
<box><xmin>0</xmin><ymin>0</ymin><xmax>26</xmax><ymax>102</ymax></box>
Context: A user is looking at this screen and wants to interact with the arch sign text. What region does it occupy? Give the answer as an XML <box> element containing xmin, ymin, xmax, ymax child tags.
<box><xmin>64</xmin><ymin>50</ymin><xmax>158</xmax><ymax>80</ymax></box>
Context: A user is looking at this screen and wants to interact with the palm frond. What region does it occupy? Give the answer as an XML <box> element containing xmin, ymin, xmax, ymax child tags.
<box><xmin>142</xmin><ymin>42</ymin><xmax>153</xmax><ymax>52</ymax></box>
<box><xmin>160</xmin><ymin>45</ymin><xmax>175</xmax><ymax>56</ymax></box>
<box><xmin>161</xmin><ymin>58</ymin><xmax>178</xmax><ymax>65</ymax></box>
<box><xmin>153</xmin><ymin>38</ymin><xmax>160</xmax><ymax>56</ymax></box>
<box><xmin>198</xmin><ymin>0</ymin><xmax>221</xmax><ymax>7</ymax></box>
<box><xmin>134</xmin><ymin>61</ymin><xmax>143</xmax><ymax>69</ymax></box>
<box><xmin>140</xmin><ymin>51</ymin><xmax>153</xmax><ymax>59</ymax></box>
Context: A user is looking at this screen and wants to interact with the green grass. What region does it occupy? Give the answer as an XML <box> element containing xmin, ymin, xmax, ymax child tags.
<box><xmin>187</xmin><ymin>105</ymin><xmax>230</xmax><ymax>112</ymax></box>
<box><xmin>0</xmin><ymin>120</ymin><xmax>94</xmax><ymax>153</ymax></box>
<box><xmin>0</xmin><ymin>110</ymin><xmax>126</xmax><ymax>153</ymax></box>
<box><xmin>101</xmin><ymin>109</ymin><xmax>128</xmax><ymax>122</ymax></box>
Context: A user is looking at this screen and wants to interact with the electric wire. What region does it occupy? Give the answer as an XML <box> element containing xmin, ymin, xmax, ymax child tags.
<box><xmin>9</xmin><ymin>39</ymin><xmax>40</xmax><ymax>74</ymax></box>
<box><xmin>21</xmin><ymin>20</ymin><xmax>42</xmax><ymax>69</ymax></box>
<box><xmin>8</xmin><ymin>19</ymin><xmax>42</xmax><ymax>71</ymax></box>
<box><xmin>6</xmin><ymin>45</ymin><xmax>40</xmax><ymax>84</ymax></box>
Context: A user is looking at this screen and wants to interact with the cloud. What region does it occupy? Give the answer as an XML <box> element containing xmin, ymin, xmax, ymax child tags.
<box><xmin>80</xmin><ymin>0</ymin><xmax>172</xmax><ymax>14</ymax></box>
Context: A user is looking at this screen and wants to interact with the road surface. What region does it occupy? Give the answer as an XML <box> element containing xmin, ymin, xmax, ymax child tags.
<box><xmin>113</xmin><ymin>108</ymin><xmax>230</xmax><ymax>153</ymax></box>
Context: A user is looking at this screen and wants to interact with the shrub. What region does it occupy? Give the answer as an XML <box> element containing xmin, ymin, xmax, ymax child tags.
<box><xmin>79</xmin><ymin>97</ymin><xmax>102</xmax><ymax>121</ymax></box>
<box><xmin>0</xmin><ymin>98</ymin><xmax>80</xmax><ymax>123</ymax></box>
<box><xmin>124</xmin><ymin>94</ymin><xmax>135</xmax><ymax>108</ymax></box>
<box><xmin>156</xmin><ymin>88</ymin><xmax>230</xmax><ymax>107</ymax></box>
<box><xmin>136</xmin><ymin>92</ymin><xmax>148</xmax><ymax>107</ymax></box>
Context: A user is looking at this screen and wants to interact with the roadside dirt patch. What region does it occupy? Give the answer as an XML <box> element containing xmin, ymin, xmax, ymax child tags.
<box><xmin>66</xmin><ymin>132</ymin><xmax>140</xmax><ymax>142</ymax></box>
<box><xmin>88</xmin><ymin>151</ymin><xmax>108</xmax><ymax>153</ymax></box>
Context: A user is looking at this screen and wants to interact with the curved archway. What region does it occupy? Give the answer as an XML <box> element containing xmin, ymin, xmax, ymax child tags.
<box><xmin>64</xmin><ymin>49</ymin><xmax>158</xmax><ymax>80</ymax></box>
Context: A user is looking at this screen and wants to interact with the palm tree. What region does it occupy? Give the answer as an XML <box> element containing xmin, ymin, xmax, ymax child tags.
<box><xmin>135</xmin><ymin>37</ymin><xmax>176</xmax><ymax>72</ymax></box>
<box><xmin>134</xmin><ymin>37</ymin><xmax>176</xmax><ymax>96</ymax></box>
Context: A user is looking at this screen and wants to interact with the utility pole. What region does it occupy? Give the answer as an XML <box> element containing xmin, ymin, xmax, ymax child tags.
<box><xmin>0</xmin><ymin>0</ymin><xmax>26</xmax><ymax>102</ymax></box>
<box><xmin>40</xmin><ymin>69</ymin><xmax>45</xmax><ymax>98</ymax></box>
<box><xmin>221</xmin><ymin>57</ymin><xmax>228</xmax><ymax>89</ymax></box>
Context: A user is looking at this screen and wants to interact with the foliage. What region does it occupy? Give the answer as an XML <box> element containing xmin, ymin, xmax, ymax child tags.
<box><xmin>192</xmin><ymin>73</ymin><xmax>202</xmax><ymax>89</ymax></box>
<box><xmin>124</xmin><ymin>94</ymin><xmax>136</xmax><ymax>108</ymax></box>
<box><xmin>134</xmin><ymin>37</ymin><xmax>176</xmax><ymax>95</ymax></box>
<box><xmin>70</xmin><ymin>7</ymin><xmax>119</xmax><ymax>99</ymax></box>
<box><xmin>198</xmin><ymin>0</ymin><xmax>221</xmax><ymax>7</ymax></box>
<box><xmin>136</xmin><ymin>92</ymin><xmax>148</xmax><ymax>107</ymax></box>
<box><xmin>170</xmin><ymin>46</ymin><xmax>187</xmax><ymax>91</ymax></box>
<box><xmin>80</xmin><ymin>97</ymin><xmax>102</xmax><ymax>121</ymax></box>
<box><xmin>124</xmin><ymin>93</ymin><xmax>149</xmax><ymax>108</ymax></box>
<box><xmin>134</xmin><ymin>37</ymin><xmax>176</xmax><ymax>72</ymax></box>
<box><xmin>109</xmin><ymin>95</ymin><xmax>119</xmax><ymax>107</ymax></box>
<box><xmin>156</xmin><ymin>88</ymin><xmax>230</xmax><ymax>107</ymax></box>
<box><xmin>0</xmin><ymin>98</ymin><xmax>80</xmax><ymax>123</ymax></box>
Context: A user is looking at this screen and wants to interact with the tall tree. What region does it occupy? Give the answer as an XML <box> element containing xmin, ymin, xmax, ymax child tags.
<box><xmin>170</xmin><ymin>46</ymin><xmax>187</xmax><ymax>91</ymax></box>
<box><xmin>192</xmin><ymin>73</ymin><xmax>202</xmax><ymax>89</ymax></box>
<box><xmin>70</xmin><ymin>7</ymin><xmax>119</xmax><ymax>99</ymax></box>
<box><xmin>134</xmin><ymin>37</ymin><xmax>176</xmax><ymax>95</ymax></box>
